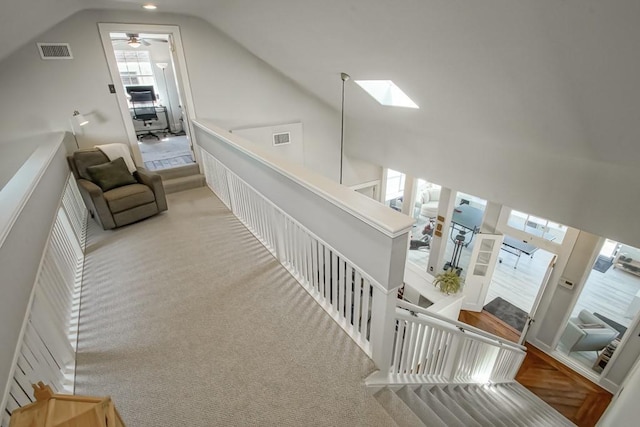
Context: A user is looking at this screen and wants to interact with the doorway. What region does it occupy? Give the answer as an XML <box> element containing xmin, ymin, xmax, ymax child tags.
<box><xmin>554</xmin><ymin>239</ymin><xmax>640</xmax><ymax>378</ymax></box>
<box><xmin>98</xmin><ymin>24</ymin><xmax>198</xmax><ymax>170</ymax></box>
<box><xmin>485</xmin><ymin>243</ymin><xmax>556</xmax><ymax>344</ymax></box>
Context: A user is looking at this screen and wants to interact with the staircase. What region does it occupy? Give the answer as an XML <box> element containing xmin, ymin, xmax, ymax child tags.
<box><xmin>374</xmin><ymin>383</ymin><xmax>575</xmax><ymax>427</ymax></box>
<box><xmin>156</xmin><ymin>163</ymin><xmax>205</xmax><ymax>194</ymax></box>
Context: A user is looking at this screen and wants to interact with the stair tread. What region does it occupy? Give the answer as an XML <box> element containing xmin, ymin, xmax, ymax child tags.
<box><xmin>445</xmin><ymin>385</ymin><xmax>510</xmax><ymax>427</ymax></box>
<box><xmin>423</xmin><ymin>386</ymin><xmax>483</xmax><ymax>427</ymax></box>
<box><xmin>504</xmin><ymin>383</ymin><xmax>575</xmax><ymax>426</ymax></box>
<box><xmin>463</xmin><ymin>384</ymin><xmax>529</xmax><ymax>427</ymax></box>
<box><xmin>396</xmin><ymin>387</ymin><xmax>449</xmax><ymax>427</ymax></box>
<box><xmin>156</xmin><ymin>163</ymin><xmax>199</xmax><ymax>180</ymax></box>
<box><xmin>407</xmin><ymin>386</ymin><xmax>465</xmax><ymax>427</ymax></box>
<box><xmin>164</xmin><ymin>174</ymin><xmax>205</xmax><ymax>183</ymax></box>
<box><xmin>374</xmin><ymin>388</ymin><xmax>428</xmax><ymax>427</ymax></box>
<box><xmin>163</xmin><ymin>174</ymin><xmax>205</xmax><ymax>194</ymax></box>
<box><xmin>488</xmin><ymin>384</ymin><xmax>558</xmax><ymax>426</ymax></box>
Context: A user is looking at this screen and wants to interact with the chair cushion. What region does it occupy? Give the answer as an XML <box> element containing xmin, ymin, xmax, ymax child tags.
<box><xmin>73</xmin><ymin>150</ymin><xmax>110</xmax><ymax>181</ymax></box>
<box><xmin>87</xmin><ymin>158</ymin><xmax>137</xmax><ymax>192</ymax></box>
<box><xmin>103</xmin><ymin>184</ymin><xmax>155</xmax><ymax>214</ymax></box>
<box><xmin>577</xmin><ymin>309</ymin><xmax>604</xmax><ymax>325</ymax></box>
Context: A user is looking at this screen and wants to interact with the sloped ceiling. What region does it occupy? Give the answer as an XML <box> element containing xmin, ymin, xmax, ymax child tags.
<box><xmin>2</xmin><ymin>0</ymin><xmax>640</xmax><ymax>168</ymax></box>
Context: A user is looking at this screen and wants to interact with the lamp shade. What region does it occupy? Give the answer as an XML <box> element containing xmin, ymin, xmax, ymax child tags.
<box><xmin>72</xmin><ymin>111</ymin><xmax>89</xmax><ymax>127</ymax></box>
<box><xmin>156</xmin><ymin>62</ymin><xmax>168</xmax><ymax>70</ymax></box>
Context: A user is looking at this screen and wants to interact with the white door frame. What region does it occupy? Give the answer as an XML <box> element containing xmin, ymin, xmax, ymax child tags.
<box><xmin>97</xmin><ymin>23</ymin><xmax>199</xmax><ymax>167</ymax></box>
<box><xmin>462</xmin><ymin>233</ymin><xmax>504</xmax><ymax>311</ymax></box>
<box><xmin>518</xmin><ymin>254</ymin><xmax>557</xmax><ymax>345</ymax></box>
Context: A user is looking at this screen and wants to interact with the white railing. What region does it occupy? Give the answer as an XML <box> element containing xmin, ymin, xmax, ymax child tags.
<box><xmin>194</xmin><ymin>119</ymin><xmax>525</xmax><ymax>388</ymax></box>
<box><xmin>1</xmin><ymin>176</ymin><xmax>86</xmax><ymax>427</ymax></box>
<box><xmin>386</xmin><ymin>300</ymin><xmax>526</xmax><ymax>384</ymax></box>
<box><xmin>201</xmin><ymin>150</ymin><xmax>386</xmax><ymax>354</ymax></box>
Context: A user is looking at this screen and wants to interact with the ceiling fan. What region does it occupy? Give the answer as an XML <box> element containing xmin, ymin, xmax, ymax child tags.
<box><xmin>111</xmin><ymin>33</ymin><xmax>168</xmax><ymax>48</ymax></box>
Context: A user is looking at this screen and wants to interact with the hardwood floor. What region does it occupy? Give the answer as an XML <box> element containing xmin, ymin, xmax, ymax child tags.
<box><xmin>518</xmin><ymin>345</ymin><xmax>612</xmax><ymax>427</ymax></box>
<box><xmin>459</xmin><ymin>310</ymin><xmax>612</xmax><ymax>427</ymax></box>
<box><xmin>458</xmin><ymin>309</ymin><xmax>520</xmax><ymax>343</ymax></box>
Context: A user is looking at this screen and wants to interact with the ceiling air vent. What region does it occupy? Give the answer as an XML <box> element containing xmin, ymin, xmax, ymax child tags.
<box><xmin>37</xmin><ymin>43</ymin><xmax>73</xmax><ymax>60</ymax></box>
<box><xmin>272</xmin><ymin>132</ymin><xmax>291</xmax><ymax>146</ymax></box>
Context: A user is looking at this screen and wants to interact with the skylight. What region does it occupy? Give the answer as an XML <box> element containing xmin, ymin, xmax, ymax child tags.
<box><xmin>354</xmin><ymin>80</ymin><xmax>419</xmax><ymax>109</ymax></box>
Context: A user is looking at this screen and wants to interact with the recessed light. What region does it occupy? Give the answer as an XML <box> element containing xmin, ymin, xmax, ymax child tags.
<box><xmin>354</xmin><ymin>80</ymin><xmax>419</xmax><ymax>109</ymax></box>
<box><xmin>142</xmin><ymin>4</ymin><xmax>157</xmax><ymax>10</ymax></box>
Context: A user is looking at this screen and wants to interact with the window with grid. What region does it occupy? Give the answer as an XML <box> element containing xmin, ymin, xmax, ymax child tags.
<box><xmin>507</xmin><ymin>210</ymin><xmax>567</xmax><ymax>243</ymax></box>
<box><xmin>114</xmin><ymin>50</ymin><xmax>158</xmax><ymax>95</ymax></box>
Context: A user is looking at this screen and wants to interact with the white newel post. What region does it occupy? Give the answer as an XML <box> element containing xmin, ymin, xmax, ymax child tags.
<box><xmin>368</xmin><ymin>229</ymin><xmax>412</xmax><ymax>379</ymax></box>
<box><xmin>369</xmin><ymin>287</ymin><xmax>399</xmax><ymax>373</ymax></box>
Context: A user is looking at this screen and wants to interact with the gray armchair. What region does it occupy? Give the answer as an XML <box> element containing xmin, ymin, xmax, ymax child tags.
<box><xmin>559</xmin><ymin>309</ymin><xmax>619</xmax><ymax>353</ymax></box>
<box><xmin>67</xmin><ymin>148</ymin><xmax>167</xmax><ymax>230</ymax></box>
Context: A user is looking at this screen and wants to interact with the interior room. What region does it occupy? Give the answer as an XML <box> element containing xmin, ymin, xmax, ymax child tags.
<box><xmin>109</xmin><ymin>32</ymin><xmax>193</xmax><ymax>171</ymax></box>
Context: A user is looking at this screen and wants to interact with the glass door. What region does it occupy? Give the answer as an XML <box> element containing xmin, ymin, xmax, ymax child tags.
<box><xmin>555</xmin><ymin>240</ymin><xmax>640</xmax><ymax>376</ymax></box>
<box><xmin>407</xmin><ymin>179</ymin><xmax>441</xmax><ymax>271</ymax></box>
<box><xmin>463</xmin><ymin>234</ymin><xmax>504</xmax><ymax>311</ymax></box>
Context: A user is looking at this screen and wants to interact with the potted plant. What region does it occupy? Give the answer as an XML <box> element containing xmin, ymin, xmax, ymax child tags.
<box><xmin>433</xmin><ymin>269</ymin><xmax>462</xmax><ymax>295</ymax></box>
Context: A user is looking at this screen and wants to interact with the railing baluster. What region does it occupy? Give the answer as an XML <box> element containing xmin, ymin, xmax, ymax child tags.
<box><xmin>303</xmin><ymin>231</ymin><xmax>312</xmax><ymax>289</ymax></box>
<box><xmin>4</xmin><ymin>176</ymin><xmax>86</xmax><ymax>419</ymax></box>
<box><xmin>352</xmin><ymin>271</ymin><xmax>362</xmax><ymax>332</ymax></box>
<box><xmin>339</xmin><ymin>259</ymin><xmax>346</xmax><ymax>318</ymax></box>
<box><xmin>322</xmin><ymin>246</ymin><xmax>329</xmax><ymax>300</ymax></box>
<box><xmin>331</xmin><ymin>252</ymin><xmax>339</xmax><ymax>313</ymax></box>
<box><xmin>392</xmin><ymin>320</ymin><xmax>405</xmax><ymax>373</ymax></box>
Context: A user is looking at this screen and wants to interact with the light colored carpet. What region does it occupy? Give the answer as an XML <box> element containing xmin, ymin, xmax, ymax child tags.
<box><xmin>139</xmin><ymin>135</ymin><xmax>194</xmax><ymax>170</ymax></box>
<box><xmin>75</xmin><ymin>187</ymin><xmax>394</xmax><ymax>426</ymax></box>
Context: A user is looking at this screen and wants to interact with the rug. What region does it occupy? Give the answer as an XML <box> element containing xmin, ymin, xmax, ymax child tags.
<box><xmin>593</xmin><ymin>256</ymin><xmax>614</xmax><ymax>273</ymax></box>
<box><xmin>483</xmin><ymin>297</ymin><xmax>528</xmax><ymax>332</ymax></box>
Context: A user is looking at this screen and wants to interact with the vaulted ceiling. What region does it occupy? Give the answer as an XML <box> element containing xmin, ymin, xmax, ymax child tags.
<box><xmin>3</xmin><ymin>0</ymin><xmax>640</xmax><ymax>168</ymax></box>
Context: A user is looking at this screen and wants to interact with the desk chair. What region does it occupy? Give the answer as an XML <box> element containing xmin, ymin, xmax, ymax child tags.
<box><xmin>130</xmin><ymin>90</ymin><xmax>160</xmax><ymax>140</ymax></box>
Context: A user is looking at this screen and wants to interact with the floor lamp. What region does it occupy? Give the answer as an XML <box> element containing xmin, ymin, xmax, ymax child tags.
<box><xmin>156</xmin><ymin>62</ymin><xmax>175</xmax><ymax>134</ymax></box>
<box><xmin>339</xmin><ymin>72</ymin><xmax>350</xmax><ymax>184</ymax></box>
<box><xmin>69</xmin><ymin>110</ymin><xmax>89</xmax><ymax>149</ymax></box>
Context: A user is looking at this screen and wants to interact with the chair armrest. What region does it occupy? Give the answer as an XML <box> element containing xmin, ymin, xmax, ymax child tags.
<box><xmin>76</xmin><ymin>179</ymin><xmax>116</xmax><ymax>229</ymax></box>
<box><xmin>559</xmin><ymin>321</ymin><xmax>585</xmax><ymax>351</ymax></box>
<box><xmin>136</xmin><ymin>168</ymin><xmax>167</xmax><ymax>212</ymax></box>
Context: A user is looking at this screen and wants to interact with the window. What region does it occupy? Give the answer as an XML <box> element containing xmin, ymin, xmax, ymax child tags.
<box><xmin>384</xmin><ymin>169</ymin><xmax>406</xmax><ymax>205</ymax></box>
<box><xmin>354</xmin><ymin>80</ymin><xmax>419</xmax><ymax>109</ymax></box>
<box><xmin>507</xmin><ymin>210</ymin><xmax>566</xmax><ymax>244</ymax></box>
<box><xmin>114</xmin><ymin>50</ymin><xmax>157</xmax><ymax>96</ymax></box>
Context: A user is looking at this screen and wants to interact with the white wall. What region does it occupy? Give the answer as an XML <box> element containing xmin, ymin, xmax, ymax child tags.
<box><xmin>0</xmin><ymin>139</ymin><xmax>69</xmax><ymax>402</ymax></box>
<box><xmin>598</xmin><ymin>356</ymin><xmax>640</xmax><ymax>426</ymax></box>
<box><xmin>231</xmin><ymin>122</ymin><xmax>304</xmax><ymax>166</ymax></box>
<box><xmin>345</xmin><ymin>116</ymin><xmax>640</xmax><ymax>252</ymax></box>
<box><xmin>0</xmin><ymin>9</ymin><xmax>379</xmax><ymax>184</ymax></box>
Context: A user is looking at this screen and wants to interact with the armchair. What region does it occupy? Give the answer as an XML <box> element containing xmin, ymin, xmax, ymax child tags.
<box><xmin>559</xmin><ymin>309</ymin><xmax>619</xmax><ymax>353</ymax></box>
<box><xmin>67</xmin><ymin>148</ymin><xmax>167</xmax><ymax>230</ymax></box>
<box><xmin>417</xmin><ymin>187</ymin><xmax>441</xmax><ymax>218</ymax></box>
